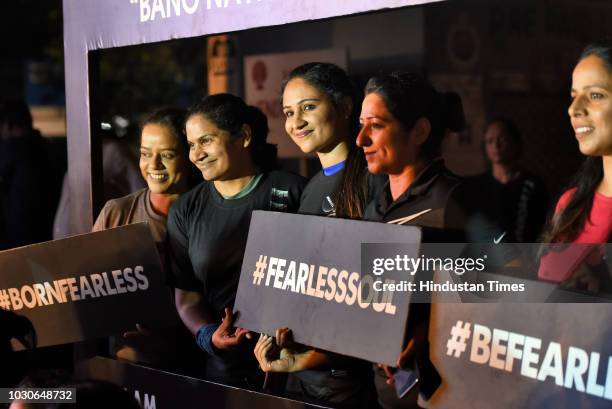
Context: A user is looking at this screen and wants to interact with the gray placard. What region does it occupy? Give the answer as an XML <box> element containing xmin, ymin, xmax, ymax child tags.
<box><xmin>234</xmin><ymin>211</ymin><xmax>421</xmax><ymax>366</ymax></box>
<box><xmin>426</xmin><ymin>280</ymin><xmax>612</xmax><ymax>409</ymax></box>
<box><xmin>0</xmin><ymin>223</ymin><xmax>178</xmax><ymax>349</ymax></box>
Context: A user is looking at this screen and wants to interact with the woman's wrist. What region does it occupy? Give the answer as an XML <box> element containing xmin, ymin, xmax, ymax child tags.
<box><xmin>196</xmin><ymin>322</ymin><xmax>220</xmax><ymax>356</ymax></box>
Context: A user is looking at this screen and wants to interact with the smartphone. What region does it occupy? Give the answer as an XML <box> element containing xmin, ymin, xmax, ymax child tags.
<box><xmin>394</xmin><ymin>368</ymin><xmax>419</xmax><ymax>399</ymax></box>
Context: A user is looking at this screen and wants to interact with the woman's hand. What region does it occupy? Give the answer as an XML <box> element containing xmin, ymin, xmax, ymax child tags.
<box><xmin>255</xmin><ymin>333</ymin><xmax>297</xmax><ymax>372</ymax></box>
<box><xmin>123</xmin><ymin>323</ymin><xmax>153</xmax><ymax>339</ymax></box>
<box><xmin>211</xmin><ymin>307</ymin><xmax>252</xmax><ymax>350</ymax></box>
<box><xmin>379</xmin><ymin>323</ymin><xmax>427</xmax><ymax>385</ymax></box>
<box><xmin>254</xmin><ymin>328</ymin><xmax>329</xmax><ymax>372</ymax></box>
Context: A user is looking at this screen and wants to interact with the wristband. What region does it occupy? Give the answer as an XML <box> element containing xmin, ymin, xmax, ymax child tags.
<box><xmin>196</xmin><ymin>323</ymin><xmax>220</xmax><ymax>356</ymax></box>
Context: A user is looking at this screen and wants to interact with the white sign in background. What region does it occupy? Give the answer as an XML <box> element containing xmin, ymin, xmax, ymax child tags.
<box><xmin>244</xmin><ymin>49</ymin><xmax>347</xmax><ymax>158</ymax></box>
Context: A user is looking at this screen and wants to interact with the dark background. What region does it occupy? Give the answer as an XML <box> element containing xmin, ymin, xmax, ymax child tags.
<box><xmin>1</xmin><ymin>0</ymin><xmax>610</xmax><ymax>205</ymax></box>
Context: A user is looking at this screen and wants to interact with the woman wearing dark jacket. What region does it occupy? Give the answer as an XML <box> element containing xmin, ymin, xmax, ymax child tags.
<box><xmin>357</xmin><ymin>72</ymin><xmax>479</xmax><ymax>409</ymax></box>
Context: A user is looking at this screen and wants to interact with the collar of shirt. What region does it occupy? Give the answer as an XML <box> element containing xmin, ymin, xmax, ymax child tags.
<box><xmin>376</xmin><ymin>158</ymin><xmax>446</xmax><ymax>215</ymax></box>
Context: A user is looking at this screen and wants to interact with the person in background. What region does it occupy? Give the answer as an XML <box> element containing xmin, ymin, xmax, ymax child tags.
<box><xmin>53</xmin><ymin>116</ymin><xmax>146</xmax><ymax>240</ymax></box>
<box><xmin>0</xmin><ymin>100</ymin><xmax>61</xmax><ymax>249</ymax></box>
<box><xmin>469</xmin><ymin>117</ymin><xmax>548</xmax><ymax>242</ymax></box>
<box><xmin>166</xmin><ymin>93</ymin><xmax>305</xmax><ymax>388</ymax></box>
<box><xmin>539</xmin><ymin>44</ymin><xmax>612</xmax><ymax>292</ymax></box>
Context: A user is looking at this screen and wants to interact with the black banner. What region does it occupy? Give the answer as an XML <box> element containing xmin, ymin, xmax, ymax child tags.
<box><xmin>0</xmin><ymin>223</ymin><xmax>177</xmax><ymax>349</ymax></box>
<box><xmin>76</xmin><ymin>356</ymin><xmax>328</xmax><ymax>409</ymax></box>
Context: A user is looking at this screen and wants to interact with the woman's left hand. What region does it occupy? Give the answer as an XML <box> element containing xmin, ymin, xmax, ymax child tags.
<box><xmin>255</xmin><ymin>333</ymin><xmax>297</xmax><ymax>372</ymax></box>
<box><xmin>254</xmin><ymin>328</ymin><xmax>328</xmax><ymax>372</ymax></box>
<box><xmin>379</xmin><ymin>322</ymin><xmax>427</xmax><ymax>385</ymax></box>
<box><xmin>211</xmin><ymin>308</ymin><xmax>252</xmax><ymax>350</ymax></box>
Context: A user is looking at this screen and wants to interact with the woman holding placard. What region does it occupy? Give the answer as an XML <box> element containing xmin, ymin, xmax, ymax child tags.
<box><xmin>166</xmin><ymin>93</ymin><xmax>305</xmax><ymax>387</ymax></box>
<box><xmin>356</xmin><ymin>72</ymin><xmax>469</xmax><ymax>408</ymax></box>
<box><xmin>253</xmin><ymin>62</ymin><xmax>379</xmax><ymax>408</ymax></box>
<box><xmin>93</xmin><ymin>106</ymin><xmax>202</xmax><ymax>369</ymax></box>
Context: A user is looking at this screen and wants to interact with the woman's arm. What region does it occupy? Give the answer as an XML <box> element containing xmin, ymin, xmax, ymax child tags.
<box><xmin>174</xmin><ymin>288</ymin><xmax>212</xmax><ymax>334</ymax></box>
<box><xmin>175</xmin><ymin>288</ymin><xmax>250</xmax><ymax>351</ymax></box>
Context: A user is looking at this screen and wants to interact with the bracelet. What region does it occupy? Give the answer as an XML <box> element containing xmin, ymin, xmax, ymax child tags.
<box><xmin>196</xmin><ymin>323</ymin><xmax>220</xmax><ymax>356</ymax></box>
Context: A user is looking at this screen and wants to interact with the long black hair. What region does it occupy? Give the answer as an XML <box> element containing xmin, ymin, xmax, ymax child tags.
<box><xmin>283</xmin><ymin>62</ymin><xmax>367</xmax><ymax>218</ymax></box>
<box><xmin>364</xmin><ymin>72</ymin><xmax>465</xmax><ymax>161</ymax></box>
<box><xmin>187</xmin><ymin>93</ymin><xmax>278</xmax><ymax>171</ymax></box>
<box><xmin>542</xmin><ymin>44</ymin><xmax>610</xmax><ymax>243</ymax></box>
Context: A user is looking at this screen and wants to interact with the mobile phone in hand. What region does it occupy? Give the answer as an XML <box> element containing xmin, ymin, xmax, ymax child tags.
<box><xmin>394</xmin><ymin>368</ymin><xmax>419</xmax><ymax>399</ymax></box>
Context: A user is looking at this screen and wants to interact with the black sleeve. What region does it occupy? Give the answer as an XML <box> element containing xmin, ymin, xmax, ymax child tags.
<box><xmin>165</xmin><ymin>203</ymin><xmax>202</xmax><ymax>291</ymax></box>
<box><xmin>523</xmin><ymin>176</ymin><xmax>550</xmax><ymax>242</ymax></box>
<box><xmin>448</xmin><ymin>181</ymin><xmax>507</xmax><ymax>243</ymax></box>
<box><xmin>285</xmin><ymin>173</ymin><xmax>308</xmax><ymax>213</ymax></box>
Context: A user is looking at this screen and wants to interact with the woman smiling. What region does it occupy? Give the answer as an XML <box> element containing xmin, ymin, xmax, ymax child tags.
<box><xmin>93</xmin><ymin>106</ymin><xmax>191</xmax><ymax>261</ymax></box>
<box><xmin>539</xmin><ymin>44</ymin><xmax>612</xmax><ymax>291</ymax></box>
<box><xmin>93</xmin><ymin>107</ymin><xmax>198</xmax><ymax>368</ymax></box>
<box><xmin>166</xmin><ymin>93</ymin><xmax>306</xmax><ymax>387</ymax></box>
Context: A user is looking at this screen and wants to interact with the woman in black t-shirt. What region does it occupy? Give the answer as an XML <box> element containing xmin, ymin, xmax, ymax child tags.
<box><xmin>281</xmin><ymin>62</ymin><xmax>384</xmax><ymax>219</ymax></box>
<box><xmin>253</xmin><ymin>63</ymin><xmax>378</xmax><ymax>408</ymax></box>
<box><xmin>166</xmin><ymin>94</ymin><xmax>305</xmax><ymax>387</ymax></box>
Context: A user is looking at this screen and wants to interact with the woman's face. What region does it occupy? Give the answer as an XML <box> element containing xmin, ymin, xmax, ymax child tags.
<box><xmin>282</xmin><ymin>78</ymin><xmax>343</xmax><ymax>154</ymax></box>
<box><xmin>185</xmin><ymin>114</ymin><xmax>247</xmax><ymax>181</ymax></box>
<box><xmin>357</xmin><ymin>92</ymin><xmax>418</xmax><ymax>175</ymax></box>
<box><xmin>139</xmin><ymin>123</ymin><xmax>189</xmax><ymax>195</ymax></box>
<box><xmin>484</xmin><ymin>122</ymin><xmax>517</xmax><ymax>165</ymax></box>
<box><xmin>569</xmin><ymin>55</ymin><xmax>612</xmax><ymax>157</ymax></box>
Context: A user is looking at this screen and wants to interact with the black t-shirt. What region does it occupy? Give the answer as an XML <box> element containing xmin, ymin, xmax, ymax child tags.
<box><xmin>467</xmin><ymin>171</ymin><xmax>548</xmax><ymax>242</ymax></box>
<box><xmin>298</xmin><ymin>167</ymin><xmax>387</xmax><ymax>218</ymax></box>
<box><xmin>364</xmin><ymin>159</ymin><xmax>468</xmax><ymax>239</ymax></box>
<box><xmin>364</xmin><ymin>160</ymin><xmax>504</xmax><ymax>243</ymax></box>
<box><xmin>166</xmin><ymin>170</ymin><xmax>306</xmax><ymax>317</ymax></box>
<box><xmin>291</xmin><ymin>167</ymin><xmax>380</xmax><ymax>408</ymax></box>
<box><xmin>365</xmin><ymin>160</ymin><xmax>509</xmax><ymax>409</ymax></box>
<box><xmin>298</xmin><ymin>169</ymin><xmax>344</xmax><ymax>216</ymax></box>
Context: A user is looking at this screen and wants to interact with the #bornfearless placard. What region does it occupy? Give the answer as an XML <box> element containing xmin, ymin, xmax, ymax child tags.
<box><xmin>0</xmin><ymin>223</ymin><xmax>177</xmax><ymax>349</ymax></box>
<box><xmin>234</xmin><ymin>211</ymin><xmax>421</xmax><ymax>366</ymax></box>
